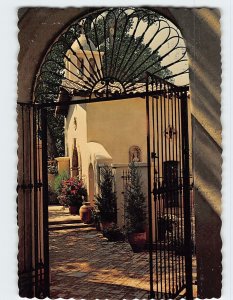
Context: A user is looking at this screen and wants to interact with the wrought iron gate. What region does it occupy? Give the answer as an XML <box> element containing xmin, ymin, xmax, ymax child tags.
<box><xmin>146</xmin><ymin>74</ymin><xmax>193</xmax><ymax>299</ymax></box>
<box><xmin>17</xmin><ymin>103</ymin><xmax>49</xmax><ymax>298</ymax></box>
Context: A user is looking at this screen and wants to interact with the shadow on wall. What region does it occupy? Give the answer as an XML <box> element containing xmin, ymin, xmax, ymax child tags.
<box><xmin>185</xmin><ymin>9</ymin><xmax>222</xmax><ymax>298</ymax></box>
<box><xmin>192</xmin><ymin>115</ymin><xmax>222</xmax><ymax>298</ymax></box>
<box><xmin>192</xmin><ymin>116</ymin><xmax>222</xmax><ymax>199</ymax></box>
<box><xmin>194</xmin><ymin>188</ymin><xmax>222</xmax><ymax>298</ymax></box>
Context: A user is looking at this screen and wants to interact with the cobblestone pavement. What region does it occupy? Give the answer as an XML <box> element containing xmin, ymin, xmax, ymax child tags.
<box><xmin>49</xmin><ymin>228</ymin><xmax>150</xmax><ymax>299</ymax></box>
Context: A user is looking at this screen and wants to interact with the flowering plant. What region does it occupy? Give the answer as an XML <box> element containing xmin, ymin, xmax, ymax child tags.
<box><xmin>57</xmin><ymin>177</ymin><xmax>87</xmax><ymax>208</ymax></box>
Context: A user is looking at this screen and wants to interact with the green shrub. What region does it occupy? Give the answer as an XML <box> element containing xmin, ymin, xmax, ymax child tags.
<box><xmin>102</xmin><ymin>224</ymin><xmax>125</xmax><ymax>242</ymax></box>
<box><xmin>95</xmin><ymin>165</ymin><xmax>117</xmax><ymax>223</ymax></box>
<box><xmin>54</xmin><ymin>171</ymin><xmax>69</xmax><ymax>197</ymax></box>
<box><xmin>124</xmin><ymin>162</ymin><xmax>146</xmax><ymax>234</ymax></box>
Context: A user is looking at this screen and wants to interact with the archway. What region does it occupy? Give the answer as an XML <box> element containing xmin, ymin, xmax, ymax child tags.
<box><xmin>18</xmin><ymin>7</ymin><xmax>194</xmax><ymax>299</ymax></box>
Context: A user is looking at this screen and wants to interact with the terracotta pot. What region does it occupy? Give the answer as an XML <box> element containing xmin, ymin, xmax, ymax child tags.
<box><xmin>69</xmin><ymin>206</ymin><xmax>79</xmax><ymax>215</ymax></box>
<box><xmin>128</xmin><ymin>231</ymin><xmax>147</xmax><ymax>253</ymax></box>
<box><xmin>79</xmin><ymin>202</ymin><xmax>93</xmax><ymax>224</ymax></box>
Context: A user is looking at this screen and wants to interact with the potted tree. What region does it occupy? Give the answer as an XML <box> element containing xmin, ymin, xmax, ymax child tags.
<box><xmin>102</xmin><ymin>223</ymin><xmax>125</xmax><ymax>242</ymax></box>
<box><xmin>95</xmin><ymin>165</ymin><xmax>117</xmax><ymax>229</ymax></box>
<box><xmin>57</xmin><ymin>177</ymin><xmax>87</xmax><ymax>215</ymax></box>
<box><xmin>124</xmin><ymin>162</ymin><xmax>147</xmax><ymax>252</ymax></box>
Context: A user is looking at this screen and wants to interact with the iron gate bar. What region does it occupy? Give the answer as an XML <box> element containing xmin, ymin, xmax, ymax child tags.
<box><xmin>33</xmin><ymin>105</ymin><xmax>39</xmax><ymax>296</ymax></box>
<box><xmin>180</xmin><ymin>91</ymin><xmax>193</xmax><ymax>300</ymax></box>
<box><xmin>146</xmin><ymin>74</ymin><xmax>155</xmax><ymax>299</ymax></box>
<box><xmin>41</xmin><ymin>108</ymin><xmax>50</xmax><ymax>298</ymax></box>
<box><xmin>158</xmin><ymin>82</ymin><xmax>165</xmax><ymax>297</ymax></box>
<box><xmin>178</xmin><ymin>90</ymin><xmax>185</xmax><ymax>287</ymax></box>
<box><xmin>18</xmin><ymin>87</ymin><xmax>189</xmax><ymax>108</ymax></box>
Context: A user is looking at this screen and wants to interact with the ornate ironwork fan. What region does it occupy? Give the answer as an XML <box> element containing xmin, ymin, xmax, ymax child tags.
<box><xmin>34</xmin><ymin>7</ymin><xmax>189</xmax><ymax>103</ymax></box>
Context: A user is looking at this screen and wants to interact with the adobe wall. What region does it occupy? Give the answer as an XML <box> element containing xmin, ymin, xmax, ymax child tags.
<box><xmin>18</xmin><ymin>7</ymin><xmax>222</xmax><ymax>298</ymax></box>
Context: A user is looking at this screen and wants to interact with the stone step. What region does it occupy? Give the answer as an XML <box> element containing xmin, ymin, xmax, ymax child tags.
<box><xmin>49</xmin><ymin>222</ymin><xmax>95</xmax><ymax>231</ymax></box>
<box><xmin>49</xmin><ymin>219</ymin><xmax>83</xmax><ymax>225</ymax></box>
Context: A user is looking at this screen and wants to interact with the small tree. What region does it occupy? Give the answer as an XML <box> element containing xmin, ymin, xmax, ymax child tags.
<box><xmin>124</xmin><ymin>162</ymin><xmax>146</xmax><ymax>233</ymax></box>
<box><xmin>95</xmin><ymin>165</ymin><xmax>117</xmax><ymax>223</ymax></box>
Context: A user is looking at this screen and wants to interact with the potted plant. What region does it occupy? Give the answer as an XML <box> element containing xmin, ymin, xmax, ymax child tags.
<box><xmin>57</xmin><ymin>176</ymin><xmax>87</xmax><ymax>215</ymax></box>
<box><xmin>95</xmin><ymin>165</ymin><xmax>117</xmax><ymax>229</ymax></box>
<box><xmin>171</xmin><ymin>234</ymin><xmax>195</xmax><ymax>256</ymax></box>
<box><xmin>157</xmin><ymin>213</ymin><xmax>178</xmax><ymax>241</ymax></box>
<box><xmin>54</xmin><ymin>170</ymin><xmax>69</xmax><ymax>202</ymax></box>
<box><xmin>102</xmin><ymin>223</ymin><xmax>125</xmax><ymax>242</ymax></box>
<box><xmin>124</xmin><ymin>162</ymin><xmax>147</xmax><ymax>252</ymax></box>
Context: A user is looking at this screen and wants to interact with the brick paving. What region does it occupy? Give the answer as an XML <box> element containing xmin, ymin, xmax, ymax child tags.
<box><xmin>49</xmin><ymin>228</ymin><xmax>150</xmax><ymax>299</ymax></box>
<box><xmin>49</xmin><ymin>206</ymin><xmax>197</xmax><ymax>299</ymax></box>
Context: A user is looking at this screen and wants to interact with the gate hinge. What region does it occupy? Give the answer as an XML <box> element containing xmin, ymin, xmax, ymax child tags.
<box><xmin>151</xmin><ymin>152</ymin><xmax>158</xmax><ymax>159</ymax></box>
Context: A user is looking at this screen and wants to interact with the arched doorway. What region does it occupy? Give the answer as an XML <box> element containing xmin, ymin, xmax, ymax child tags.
<box><xmin>18</xmin><ymin>7</ymin><xmax>194</xmax><ymax>299</ymax></box>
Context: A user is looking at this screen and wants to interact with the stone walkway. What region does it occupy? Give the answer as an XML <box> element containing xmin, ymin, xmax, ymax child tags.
<box><xmin>49</xmin><ymin>206</ymin><xmax>197</xmax><ymax>299</ymax></box>
<box><xmin>49</xmin><ymin>228</ymin><xmax>150</xmax><ymax>299</ymax></box>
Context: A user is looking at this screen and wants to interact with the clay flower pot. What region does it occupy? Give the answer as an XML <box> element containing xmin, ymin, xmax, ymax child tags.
<box><xmin>79</xmin><ymin>202</ymin><xmax>93</xmax><ymax>224</ymax></box>
<box><xmin>128</xmin><ymin>231</ymin><xmax>147</xmax><ymax>253</ymax></box>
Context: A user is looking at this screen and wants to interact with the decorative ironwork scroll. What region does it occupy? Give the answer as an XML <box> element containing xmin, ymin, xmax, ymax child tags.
<box><xmin>34</xmin><ymin>7</ymin><xmax>189</xmax><ymax>103</ymax></box>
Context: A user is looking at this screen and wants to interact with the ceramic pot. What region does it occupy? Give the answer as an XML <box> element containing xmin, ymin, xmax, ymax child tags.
<box><xmin>128</xmin><ymin>231</ymin><xmax>146</xmax><ymax>252</ymax></box>
<box><xmin>79</xmin><ymin>202</ymin><xmax>92</xmax><ymax>224</ymax></box>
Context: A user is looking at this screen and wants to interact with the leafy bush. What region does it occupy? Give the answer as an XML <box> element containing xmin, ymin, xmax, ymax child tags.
<box><xmin>102</xmin><ymin>224</ymin><xmax>125</xmax><ymax>242</ymax></box>
<box><xmin>158</xmin><ymin>214</ymin><xmax>178</xmax><ymax>234</ymax></box>
<box><xmin>48</xmin><ymin>182</ymin><xmax>59</xmax><ymax>205</ymax></box>
<box><xmin>47</xmin><ymin>160</ymin><xmax>58</xmax><ymax>175</ymax></box>
<box><xmin>54</xmin><ymin>171</ymin><xmax>69</xmax><ymax>197</ymax></box>
<box><xmin>171</xmin><ymin>235</ymin><xmax>195</xmax><ymax>256</ymax></box>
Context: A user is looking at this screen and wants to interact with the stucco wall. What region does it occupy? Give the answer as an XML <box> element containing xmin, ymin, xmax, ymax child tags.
<box><xmin>18</xmin><ymin>7</ymin><xmax>222</xmax><ymax>298</ymax></box>
<box><xmin>87</xmin><ymin>98</ymin><xmax>147</xmax><ymax>164</ymax></box>
<box><xmin>66</xmin><ymin>103</ymin><xmax>90</xmax><ymax>184</ymax></box>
